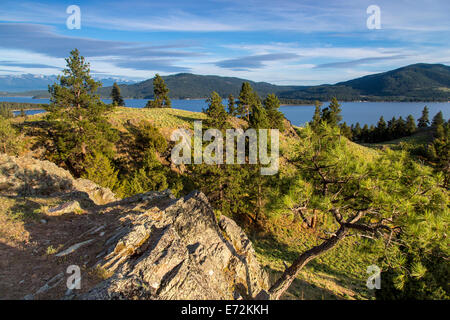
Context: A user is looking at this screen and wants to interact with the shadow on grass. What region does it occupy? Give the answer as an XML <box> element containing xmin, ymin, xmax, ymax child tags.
<box><xmin>264</xmin><ymin>265</ymin><xmax>342</xmax><ymax>300</ymax></box>
<box><xmin>251</xmin><ymin>231</ymin><xmax>366</xmax><ymax>299</ymax></box>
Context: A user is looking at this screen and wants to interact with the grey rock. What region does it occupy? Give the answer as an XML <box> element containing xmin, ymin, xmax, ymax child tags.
<box><xmin>0</xmin><ymin>153</ymin><xmax>118</xmax><ymax>205</ymax></box>
<box><xmin>48</xmin><ymin>200</ymin><xmax>82</xmax><ymax>215</ymax></box>
<box><xmin>82</xmin><ymin>191</ymin><xmax>269</xmax><ymax>300</ymax></box>
<box><xmin>55</xmin><ymin>239</ymin><xmax>95</xmax><ymax>257</ymax></box>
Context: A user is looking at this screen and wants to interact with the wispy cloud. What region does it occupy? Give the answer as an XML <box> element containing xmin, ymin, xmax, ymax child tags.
<box><xmin>0</xmin><ymin>0</ymin><xmax>448</xmax><ymax>84</ymax></box>
<box><xmin>314</xmin><ymin>55</ymin><xmax>407</xmax><ymax>69</ymax></box>
<box><xmin>215</xmin><ymin>53</ymin><xmax>300</xmax><ymax>71</ymax></box>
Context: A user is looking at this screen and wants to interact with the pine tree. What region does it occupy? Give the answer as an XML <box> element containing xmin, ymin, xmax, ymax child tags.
<box><xmin>352</xmin><ymin>122</ymin><xmax>362</xmax><ymax>141</ymax></box>
<box><xmin>205</xmin><ymin>91</ymin><xmax>228</xmax><ymax>129</ymax></box>
<box><xmin>237</xmin><ymin>82</ymin><xmax>257</xmax><ymax>121</ymax></box>
<box><xmin>417</xmin><ymin>106</ymin><xmax>430</xmax><ymax>128</ymax></box>
<box><xmin>431</xmin><ymin>121</ymin><xmax>449</xmax><ymax>187</ymax></box>
<box><xmin>387</xmin><ymin>117</ymin><xmax>397</xmax><ymax>140</ymax></box>
<box><xmin>46</xmin><ymin>49</ymin><xmax>118</xmax><ymax>175</ymax></box>
<box><xmin>396</xmin><ymin>117</ymin><xmax>407</xmax><ymax>137</ymax></box>
<box><xmin>368</xmin><ymin>125</ymin><xmax>376</xmax><ymax>142</ymax></box>
<box><xmin>0</xmin><ymin>116</ymin><xmax>21</xmax><ymax>155</ymax></box>
<box><xmin>267</xmin><ymin>123</ymin><xmax>448</xmax><ymax>299</ymax></box>
<box><xmin>227</xmin><ymin>94</ymin><xmax>236</xmax><ymax>116</ymax></box>
<box><xmin>310</xmin><ymin>100</ymin><xmax>322</xmax><ymax>130</ymax></box>
<box><xmin>431</xmin><ymin>111</ymin><xmax>444</xmax><ymax>127</ymax></box>
<box><xmin>83</xmin><ymin>151</ymin><xmax>119</xmax><ymax>191</ymax></box>
<box><xmin>361</xmin><ymin>124</ymin><xmax>370</xmax><ymax>142</ymax></box>
<box><xmin>111</xmin><ymin>82</ymin><xmax>125</xmax><ymax>106</ymax></box>
<box><xmin>321</xmin><ymin>97</ymin><xmax>342</xmax><ymax>127</ymax></box>
<box><xmin>375</xmin><ymin>116</ymin><xmax>387</xmax><ymax>141</ymax></box>
<box><xmin>147</xmin><ymin>74</ymin><xmax>171</xmax><ymax>108</ymax></box>
<box><xmin>263</xmin><ymin>93</ymin><xmax>285</xmax><ymax>131</ymax></box>
<box><xmin>339</xmin><ymin>122</ymin><xmax>352</xmax><ymax>139</ymax></box>
<box><xmin>0</xmin><ymin>105</ymin><xmax>13</xmax><ymax>119</ymax></box>
<box><xmin>405</xmin><ymin>114</ymin><xmax>417</xmax><ymax>135</ymax></box>
<box><xmin>249</xmin><ymin>102</ymin><xmax>269</xmax><ymax>129</ymax></box>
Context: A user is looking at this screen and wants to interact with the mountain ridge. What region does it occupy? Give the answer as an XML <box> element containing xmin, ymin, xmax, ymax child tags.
<box><xmin>1</xmin><ymin>63</ymin><xmax>449</xmax><ymax>102</ymax></box>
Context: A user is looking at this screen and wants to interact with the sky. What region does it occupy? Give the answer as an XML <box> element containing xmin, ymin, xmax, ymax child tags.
<box><xmin>0</xmin><ymin>0</ymin><xmax>449</xmax><ymax>85</ymax></box>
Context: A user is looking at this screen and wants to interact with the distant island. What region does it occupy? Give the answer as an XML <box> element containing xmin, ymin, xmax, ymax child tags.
<box><xmin>1</xmin><ymin>63</ymin><xmax>449</xmax><ymax>102</ymax></box>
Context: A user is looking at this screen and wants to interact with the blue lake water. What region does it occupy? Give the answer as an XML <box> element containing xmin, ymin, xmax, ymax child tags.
<box><xmin>3</xmin><ymin>97</ymin><xmax>449</xmax><ymax>127</ymax></box>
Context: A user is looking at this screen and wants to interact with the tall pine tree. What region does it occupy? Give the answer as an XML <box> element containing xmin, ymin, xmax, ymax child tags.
<box><xmin>418</xmin><ymin>106</ymin><xmax>430</xmax><ymax>128</ymax></box>
<box><xmin>147</xmin><ymin>74</ymin><xmax>171</xmax><ymax>108</ymax></box>
<box><xmin>46</xmin><ymin>49</ymin><xmax>118</xmax><ymax>175</ymax></box>
<box><xmin>227</xmin><ymin>94</ymin><xmax>237</xmax><ymax>116</ymax></box>
<box><xmin>111</xmin><ymin>82</ymin><xmax>125</xmax><ymax>106</ymax></box>
<box><xmin>263</xmin><ymin>93</ymin><xmax>285</xmax><ymax>131</ymax></box>
<box><xmin>205</xmin><ymin>91</ymin><xmax>228</xmax><ymax>129</ymax></box>
<box><xmin>237</xmin><ymin>82</ymin><xmax>257</xmax><ymax>121</ymax></box>
<box><xmin>321</xmin><ymin>97</ymin><xmax>342</xmax><ymax>127</ymax></box>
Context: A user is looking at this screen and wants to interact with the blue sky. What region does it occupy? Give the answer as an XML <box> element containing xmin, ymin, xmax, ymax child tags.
<box><xmin>0</xmin><ymin>0</ymin><xmax>449</xmax><ymax>85</ymax></box>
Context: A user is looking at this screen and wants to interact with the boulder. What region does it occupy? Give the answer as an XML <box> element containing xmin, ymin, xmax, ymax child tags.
<box><xmin>82</xmin><ymin>191</ymin><xmax>269</xmax><ymax>300</ymax></box>
<box><xmin>0</xmin><ymin>153</ymin><xmax>118</xmax><ymax>205</ymax></box>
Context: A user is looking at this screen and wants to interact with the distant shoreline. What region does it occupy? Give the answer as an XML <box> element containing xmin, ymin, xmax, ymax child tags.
<box><xmin>1</xmin><ymin>96</ymin><xmax>449</xmax><ymax>105</ymax></box>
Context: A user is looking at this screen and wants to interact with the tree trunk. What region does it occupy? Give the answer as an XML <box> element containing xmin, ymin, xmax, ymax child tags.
<box><xmin>268</xmin><ymin>225</ymin><xmax>347</xmax><ymax>300</ymax></box>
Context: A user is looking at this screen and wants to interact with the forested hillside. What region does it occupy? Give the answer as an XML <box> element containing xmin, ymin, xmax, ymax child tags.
<box><xmin>6</xmin><ymin>63</ymin><xmax>450</xmax><ymax>102</ymax></box>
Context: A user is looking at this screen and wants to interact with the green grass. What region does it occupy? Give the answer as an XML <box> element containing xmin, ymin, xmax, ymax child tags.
<box><xmin>251</xmin><ymin>221</ymin><xmax>378</xmax><ymax>300</ymax></box>
<box><xmin>110</xmin><ymin>107</ymin><xmax>207</xmax><ymax>130</ymax></box>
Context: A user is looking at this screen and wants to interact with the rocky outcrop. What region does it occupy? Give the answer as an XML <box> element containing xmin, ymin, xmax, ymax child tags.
<box><xmin>0</xmin><ymin>153</ymin><xmax>117</xmax><ymax>205</ymax></box>
<box><xmin>0</xmin><ymin>153</ymin><xmax>269</xmax><ymax>300</ymax></box>
<box><xmin>82</xmin><ymin>191</ymin><xmax>269</xmax><ymax>300</ymax></box>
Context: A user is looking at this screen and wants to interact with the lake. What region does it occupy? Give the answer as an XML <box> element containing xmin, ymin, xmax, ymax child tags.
<box><xmin>3</xmin><ymin>97</ymin><xmax>449</xmax><ymax>127</ymax></box>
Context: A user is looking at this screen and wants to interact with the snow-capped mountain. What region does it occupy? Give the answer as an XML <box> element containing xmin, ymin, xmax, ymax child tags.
<box><xmin>0</xmin><ymin>74</ymin><xmax>138</xmax><ymax>92</ymax></box>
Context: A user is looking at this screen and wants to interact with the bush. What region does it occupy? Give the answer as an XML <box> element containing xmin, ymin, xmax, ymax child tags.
<box><xmin>0</xmin><ymin>116</ymin><xmax>22</xmax><ymax>155</ymax></box>
<box><xmin>82</xmin><ymin>151</ymin><xmax>119</xmax><ymax>191</ymax></box>
<box><xmin>135</xmin><ymin>121</ymin><xmax>167</xmax><ymax>153</ymax></box>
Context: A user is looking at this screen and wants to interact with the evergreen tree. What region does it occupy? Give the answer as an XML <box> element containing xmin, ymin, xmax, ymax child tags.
<box><xmin>46</xmin><ymin>49</ymin><xmax>118</xmax><ymax>175</ymax></box>
<box><xmin>0</xmin><ymin>116</ymin><xmax>21</xmax><ymax>155</ymax></box>
<box><xmin>321</xmin><ymin>97</ymin><xmax>342</xmax><ymax>127</ymax></box>
<box><xmin>268</xmin><ymin>123</ymin><xmax>448</xmax><ymax>299</ymax></box>
<box><xmin>361</xmin><ymin>124</ymin><xmax>370</xmax><ymax>142</ymax></box>
<box><xmin>352</xmin><ymin>122</ymin><xmax>362</xmax><ymax>141</ymax></box>
<box><xmin>111</xmin><ymin>82</ymin><xmax>125</xmax><ymax>106</ymax></box>
<box><xmin>386</xmin><ymin>117</ymin><xmax>397</xmax><ymax>140</ymax></box>
<box><xmin>205</xmin><ymin>91</ymin><xmax>228</xmax><ymax>129</ymax></box>
<box><xmin>405</xmin><ymin>114</ymin><xmax>417</xmax><ymax>135</ymax></box>
<box><xmin>310</xmin><ymin>100</ymin><xmax>322</xmax><ymax>130</ymax></box>
<box><xmin>83</xmin><ymin>151</ymin><xmax>119</xmax><ymax>191</ymax></box>
<box><xmin>375</xmin><ymin>116</ymin><xmax>387</xmax><ymax>141</ymax></box>
<box><xmin>263</xmin><ymin>93</ymin><xmax>285</xmax><ymax>131</ymax></box>
<box><xmin>339</xmin><ymin>122</ymin><xmax>352</xmax><ymax>139</ymax></box>
<box><xmin>237</xmin><ymin>82</ymin><xmax>257</xmax><ymax>121</ymax></box>
<box><xmin>368</xmin><ymin>125</ymin><xmax>376</xmax><ymax>142</ymax></box>
<box><xmin>430</xmin><ymin>121</ymin><xmax>449</xmax><ymax>187</ymax></box>
<box><xmin>0</xmin><ymin>105</ymin><xmax>13</xmax><ymax>119</ymax></box>
<box><xmin>124</xmin><ymin>150</ymin><xmax>169</xmax><ymax>196</ymax></box>
<box><xmin>249</xmin><ymin>102</ymin><xmax>269</xmax><ymax>129</ymax></box>
<box><xmin>417</xmin><ymin>106</ymin><xmax>430</xmax><ymax>128</ymax></box>
<box><xmin>227</xmin><ymin>94</ymin><xmax>237</xmax><ymax>116</ymax></box>
<box><xmin>396</xmin><ymin>117</ymin><xmax>407</xmax><ymax>137</ymax></box>
<box><xmin>147</xmin><ymin>74</ymin><xmax>171</xmax><ymax>108</ymax></box>
<box><xmin>431</xmin><ymin>111</ymin><xmax>444</xmax><ymax>127</ymax></box>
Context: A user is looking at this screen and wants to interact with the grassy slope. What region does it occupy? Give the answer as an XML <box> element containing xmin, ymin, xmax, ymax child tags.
<box><xmin>11</xmin><ymin>107</ymin><xmax>384</xmax><ymax>300</ymax></box>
